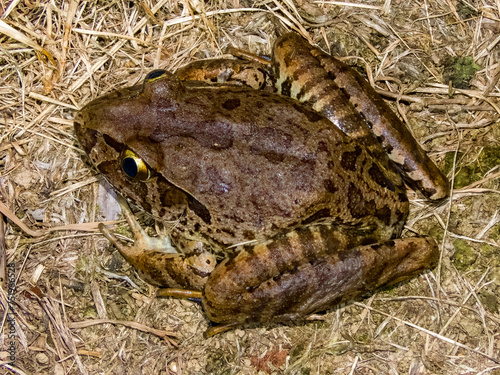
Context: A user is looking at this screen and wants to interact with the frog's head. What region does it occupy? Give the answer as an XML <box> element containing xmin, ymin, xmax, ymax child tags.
<box><xmin>75</xmin><ymin>69</ymin><xmax>186</xmax><ymax>162</ymax></box>
<box><xmin>73</xmin><ymin>70</ymin><xmax>190</xmax><ymax>217</ymax></box>
<box><xmin>76</xmin><ymin>71</ymin><xmax>183</xmax><ymax>141</ymax></box>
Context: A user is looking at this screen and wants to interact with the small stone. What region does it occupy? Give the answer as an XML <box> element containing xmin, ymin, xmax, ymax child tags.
<box><xmin>36</xmin><ymin>352</ymin><xmax>49</xmax><ymax>364</ymax></box>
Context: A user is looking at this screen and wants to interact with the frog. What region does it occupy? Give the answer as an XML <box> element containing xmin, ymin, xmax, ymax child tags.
<box><xmin>74</xmin><ymin>32</ymin><xmax>446</xmax><ymax>335</ymax></box>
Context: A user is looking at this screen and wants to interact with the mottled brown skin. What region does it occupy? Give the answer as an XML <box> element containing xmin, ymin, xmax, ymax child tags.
<box><xmin>271</xmin><ymin>33</ymin><xmax>449</xmax><ymax>200</ymax></box>
<box><xmin>203</xmin><ymin>33</ymin><xmax>449</xmax><ymax>200</ymax></box>
<box><xmin>76</xmin><ymin>72</ymin><xmax>408</xmax><ymax>249</ymax></box>
<box><xmin>205</xmin><ymin>234</ymin><xmax>437</xmax><ymax>323</ymax></box>
<box><xmin>75</xmin><ymin>45</ymin><xmax>441</xmax><ymax>328</ymax></box>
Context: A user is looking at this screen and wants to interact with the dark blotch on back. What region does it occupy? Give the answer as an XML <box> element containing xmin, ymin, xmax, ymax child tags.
<box><xmin>341</xmin><ymin>145</ymin><xmax>362</xmax><ymax>172</ymax></box>
<box><xmin>221</xmin><ymin>98</ymin><xmax>241</xmax><ymax>110</ymax></box>
<box><xmin>375</xmin><ymin>205</ymin><xmax>392</xmax><ymax>226</ymax></box>
<box><xmin>187</xmin><ymin>195</ymin><xmax>212</xmax><ymax>224</ymax></box>
<box><xmin>302</xmin><ymin>208</ymin><xmax>331</xmax><ymax>225</ymax></box>
<box><xmin>281</xmin><ymin>77</ymin><xmax>292</xmax><ymax>97</ymax></box>
<box><xmin>293</xmin><ymin>103</ymin><xmax>324</xmax><ymax>123</ymax></box>
<box><xmin>323</xmin><ymin>179</ymin><xmax>338</xmax><ymax>194</ymax></box>
<box><xmin>368</xmin><ymin>164</ymin><xmax>395</xmax><ymax>192</ymax></box>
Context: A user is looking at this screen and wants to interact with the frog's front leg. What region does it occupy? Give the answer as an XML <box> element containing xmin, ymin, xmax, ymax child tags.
<box><xmin>202</xmin><ymin>225</ymin><xmax>438</xmax><ymax>326</ymax></box>
<box><xmin>99</xmin><ymin>196</ymin><xmax>216</xmax><ymax>291</ymax></box>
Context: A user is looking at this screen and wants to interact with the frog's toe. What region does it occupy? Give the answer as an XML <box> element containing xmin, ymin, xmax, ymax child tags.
<box><xmin>203</xmin><ymin>322</ymin><xmax>240</xmax><ymax>338</ymax></box>
<box><xmin>98</xmin><ymin>197</ymin><xmax>216</xmax><ymax>290</ymax></box>
<box><xmin>115</xmin><ymin>195</ymin><xmax>177</xmax><ymax>253</ymax></box>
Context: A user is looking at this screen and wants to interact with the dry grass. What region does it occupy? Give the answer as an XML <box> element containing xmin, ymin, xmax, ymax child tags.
<box><xmin>1</xmin><ymin>0</ymin><xmax>500</xmax><ymax>374</ymax></box>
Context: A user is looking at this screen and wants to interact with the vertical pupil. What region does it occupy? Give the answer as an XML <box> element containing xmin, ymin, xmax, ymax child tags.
<box><xmin>122</xmin><ymin>157</ymin><xmax>138</xmax><ymax>178</ymax></box>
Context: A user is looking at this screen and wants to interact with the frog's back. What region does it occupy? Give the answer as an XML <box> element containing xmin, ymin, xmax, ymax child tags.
<box><xmin>75</xmin><ymin>73</ymin><xmax>408</xmax><ymax>247</ymax></box>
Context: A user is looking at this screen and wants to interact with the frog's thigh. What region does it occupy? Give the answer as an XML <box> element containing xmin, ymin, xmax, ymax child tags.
<box><xmin>274</xmin><ymin>33</ymin><xmax>449</xmax><ymax>200</ymax></box>
<box><xmin>322</xmin><ymin>53</ymin><xmax>450</xmax><ymax>200</ymax></box>
<box><xmin>176</xmin><ymin>59</ymin><xmax>268</xmax><ymax>89</ymax></box>
<box><xmin>202</xmin><ymin>234</ymin><xmax>438</xmax><ymax>325</ymax></box>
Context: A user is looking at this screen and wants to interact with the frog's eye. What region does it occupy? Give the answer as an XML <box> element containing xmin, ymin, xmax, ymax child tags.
<box><xmin>121</xmin><ymin>149</ymin><xmax>150</xmax><ymax>181</ymax></box>
<box><xmin>144</xmin><ymin>69</ymin><xmax>167</xmax><ymax>82</ymax></box>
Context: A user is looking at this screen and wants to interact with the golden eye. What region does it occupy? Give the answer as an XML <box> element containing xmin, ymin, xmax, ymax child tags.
<box><xmin>121</xmin><ymin>149</ymin><xmax>150</xmax><ymax>181</ymax></box>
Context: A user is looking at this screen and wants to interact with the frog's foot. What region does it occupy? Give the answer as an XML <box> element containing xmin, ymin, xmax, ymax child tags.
<box><xmin>202</xmin><ymin>225</ymin><xmax>439</xmax><ymax>325</ymax></box>
<box><xmin>156</xmin><ymin>288</ymin><xmax>237</xmax><ymax>337</ymax></box>
<box><xmin>99</xmin><ymin>196</ymin><xmax>216</xmax><ymax>290</ymax></box>
<box><xmin>203</xmin><ymin>322</ymin><xmax>240</xmax><ymax>338</ymax></box>
<box><xmin>176</xmin><ymin>58</ymin><xmax>268</xmax><ymax>90</ymax></box>
<box><xmin>226</xmin><ymin>46</ymin><xmax>272</xmax><ymax>66</ymax></box>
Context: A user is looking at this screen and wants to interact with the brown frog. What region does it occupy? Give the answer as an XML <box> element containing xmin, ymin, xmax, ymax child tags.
<box><xmin>74</xmin><ymin>32</ymin><xmax>446</xmax><ymax>335</ymax></box>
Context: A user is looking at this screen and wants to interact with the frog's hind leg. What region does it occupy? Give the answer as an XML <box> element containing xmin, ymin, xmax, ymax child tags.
<box><xmin>272</xmin><ymin>33</ymin><xmax>449</xmax><ymax>200</ymax></box>
<box><xmin>99</xmin><ymin>196</ymin><xmax>215</xmax><ymax>291</ymax></box>
<box><xmin>202</xmin><ymin>225</ymin><xmax>439</xmax><ymax>326</ymax></box>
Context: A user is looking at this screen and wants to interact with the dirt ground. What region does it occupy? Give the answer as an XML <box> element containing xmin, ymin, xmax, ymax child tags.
<box><xmin>1</xmin><ymin>0</ymin><xmax>500</xmax><ymax>374</ymax></box>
